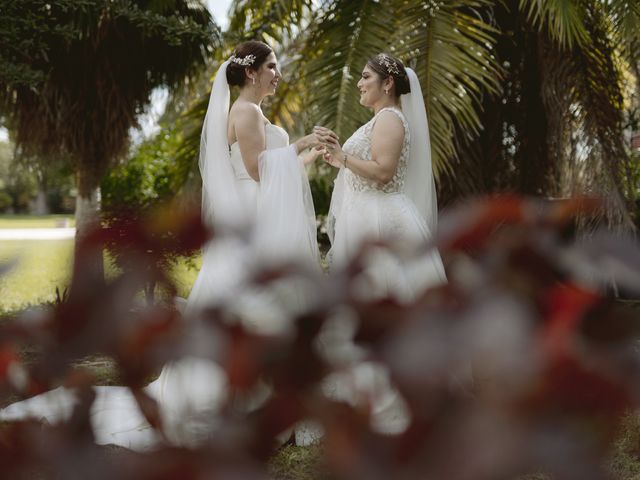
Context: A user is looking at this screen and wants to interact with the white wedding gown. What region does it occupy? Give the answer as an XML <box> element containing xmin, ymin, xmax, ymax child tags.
<box><xmin>0</xmin><ymin>123</ymin><xmax>320</xmax><ymax>450</ymax></box>
<box><xmin>323</xmin><ymin>107</ymin><xmax>447</xmax><ymax>435</ymax></box>
<box><xmin>328</xmin><ymin>107</ymin><xmax>446</xmax><ymax>300</ymax></box>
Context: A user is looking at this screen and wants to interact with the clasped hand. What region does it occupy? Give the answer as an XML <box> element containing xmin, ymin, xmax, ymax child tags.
<box><xmin>313</xmin><ymin>126</ymin><xmax>344</xmax><ymax>168</ymax></box>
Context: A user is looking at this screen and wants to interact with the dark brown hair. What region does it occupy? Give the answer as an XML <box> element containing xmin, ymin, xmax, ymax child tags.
<box><xmin>226</xmin><ymin>41</ymin><xmax>274</xmax><ymax>87</ymax></box>
<box><xmin>366</xmin><ymin>53</ymin><xmax>410</xmax><ymax>97</ymax></box>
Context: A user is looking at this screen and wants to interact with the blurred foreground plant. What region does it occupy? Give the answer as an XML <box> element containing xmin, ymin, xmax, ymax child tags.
<box><xmin>1</xmin><ymin>196</ymin><xmax>640</xmax><ymax>479</ymax></box>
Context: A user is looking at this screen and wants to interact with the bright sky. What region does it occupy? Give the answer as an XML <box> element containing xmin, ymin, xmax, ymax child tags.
<box><xmin>208</xmin><ymin>0</ymin><xmax>232</xmax><ymax>30</ymax></box>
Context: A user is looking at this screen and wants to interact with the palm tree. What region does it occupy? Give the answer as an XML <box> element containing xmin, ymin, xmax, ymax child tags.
<box><xmin>177</xmin><ymin>0</ymin><xmax>639</xmax><ymax>228</ymax></box>
<box><xmin>0</xmin><ymin>0</ymin><xmax>218</xmax><ymax>270</ymax></box>
<box><xmin>442</xmin><ymin>0</ymin><xmax>639</xmax><ymax>229</ymax></box>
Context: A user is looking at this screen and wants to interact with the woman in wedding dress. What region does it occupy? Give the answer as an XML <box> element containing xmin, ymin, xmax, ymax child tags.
<box><xmin>317</xmin><ymin>53</ymin><xmax>446</xmax><ymax>301</ymax></box>
<box><xmin>0</xmin><ymin>41</ymin><xmax>323</xmax><ymax>450</ymax></box>
<box><xmin>315</xmin><ymin>53</ymin><xmax>447</xmax><ymax>435</ymax></box>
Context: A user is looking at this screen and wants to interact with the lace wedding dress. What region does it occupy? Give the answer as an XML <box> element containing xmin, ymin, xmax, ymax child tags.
<box><xmin>0</xmin><ymin>122</ymin><xmax>320</xmax><ymax>450</ymax></box>
<box><xmin>323</xmin><ymin>103</ymin><xmax>447</xmax><ymax>435</ymax></box>
<box><xmin>328</xmin><ymin>106</ymin><xmax>446</xmax><ymax>301</ymax></box>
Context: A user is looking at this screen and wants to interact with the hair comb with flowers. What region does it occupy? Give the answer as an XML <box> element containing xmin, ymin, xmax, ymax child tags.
<box><xmin>378</xmin><ymin>54</ymin><xmax>400</xmax><ymax>75</ymax></box>
<box><xmin>230</xmin><ymin>54</ymin><xmax>256</xmax><ymax>66</ymax></box>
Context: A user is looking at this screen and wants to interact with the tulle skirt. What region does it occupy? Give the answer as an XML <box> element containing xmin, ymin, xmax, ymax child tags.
<box><xmin>328</xmin><ymin>189</ymin><xmax>446</xmax><ymax>302</ymax></box>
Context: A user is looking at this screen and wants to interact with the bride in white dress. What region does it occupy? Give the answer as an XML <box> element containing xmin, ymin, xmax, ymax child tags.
<box><xmin>0</xmin><ymin>41</ymin><xmax>323</xmax><ymax>450</ymax></box>
<box><xmin>315</xmin><ymin>53</ymin><xmax>447</xmax><ymax>435</ymax></box>
<box><xmin>317</xmin><ymin>53</ymin><xmax>446</xmax><ymax>301</ymax></box>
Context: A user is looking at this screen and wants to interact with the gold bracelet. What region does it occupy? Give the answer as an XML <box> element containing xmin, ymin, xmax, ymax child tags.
<box><xmin>343</xmin><ymin>152</ymin><xmax>348</xmax><ymax>168</ymax></box>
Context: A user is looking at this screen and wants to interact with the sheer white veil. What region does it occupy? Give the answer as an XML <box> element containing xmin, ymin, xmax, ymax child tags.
<box><xmin>199</xmin><ymin>60</ymin><xmax>251</xmax><ymax>231</ymax></box>
<box><xmin>327</xmin><ymin>66</ymin><xmax>438</xmax><ymax>243</ymax></box>
<box><xmin>401</xmin><ymin>67</ymin><xmax>437</xmax><ymax>234</ymax></box>
<box><xmin>198</xmin><ymin>59</ymin><xmax>319</xmax><ymax>268</ymax></box>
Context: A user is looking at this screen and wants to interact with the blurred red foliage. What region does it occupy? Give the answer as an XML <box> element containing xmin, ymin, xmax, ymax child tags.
<box><xmin>1</xmin><ymin>196</ymin><xmax>640</xmax><ymax>480</ymax></box>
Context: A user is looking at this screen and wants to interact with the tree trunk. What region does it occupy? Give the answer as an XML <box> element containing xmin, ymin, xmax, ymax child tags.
<box><xmin>33</xmin><ymin>187</ymin><xmax>49</xmax><ymax>215</ymax></box>
<box><xmin>518</xmin><ymin>32</ymin><xmax>550</xmax><ymax>195</ymax></box>
<box><xmin>74</xmin><ymin>168</ymin><xmax>104</xmax><ymax>281</ymax></box>
<box><xmin>34</xmin><ymin>171</ymin><xmax>49</xmax><ymax>215</ymax></box>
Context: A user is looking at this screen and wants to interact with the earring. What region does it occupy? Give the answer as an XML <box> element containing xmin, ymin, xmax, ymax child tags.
<box><xmin>252</xmin><ymin>77</ymin><xmax>256</xmax><ymax>85</ymax></box>
<box><xmin>384</xmin><ymin>89</ymin><xmax>389</xmax><ymax>95</ymax></box>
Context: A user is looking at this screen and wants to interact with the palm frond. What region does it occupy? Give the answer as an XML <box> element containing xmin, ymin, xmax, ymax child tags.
<box><xmin>606</xmin><ymin>0</ymin><xmax>640</xmax><ymax>64</ymax></box>
<box><xmin>519</xmin><ymin>0</ymin><xmax>590</xmax><ymax>49</ymax></box>
<box><xmin>299</xmin><ymin>0</ymin><xmax>397</xmax><ymax>142</ymax></box>
<box><xmin>226</xmin><ymin>0</ymin><xmax>313</xmax><ymax>44</ymax></box>
<box><xmin>395</xmin><ymin>0</ymin><xmax>501</xmax><ymax>178</ymax></box>
<box><xmin>541</xmin><ymin>1</ymin><xmax>634</xmax><ymax>228</ymax></box>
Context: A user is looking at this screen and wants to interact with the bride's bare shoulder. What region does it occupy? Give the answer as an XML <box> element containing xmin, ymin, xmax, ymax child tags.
<box><xmin>230</xmin><ymin>100</ymin><xmax>262</xmax><ymax>121</ymax></box>
<box><xmin>228</xmin><ymin>101</ymin><xmax>265</xmax><ymax>141</ymax></box>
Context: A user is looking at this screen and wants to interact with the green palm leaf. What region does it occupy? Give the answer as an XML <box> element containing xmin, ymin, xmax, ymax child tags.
<box><xmin>519</xmin><ymin>0</ymin><xmax>590</xmax><ymax>48</ymax></box>
<box><xmin>226</xmin><ymin>0</ymin><xmax>312</xmax><ymax>44</ymax></box>
<box><xmin>606</xmin><ymin>0</ymin><xmax>640</xmax><ymax>63</ymax></box>
<box><xmin>520</xmin><ymin>0</ymin><xmax>635</xmax><ymax>226</ymax></box>
<box><xmin>300</xmin><ymin>0</ymin><xmax>397</xmax><ymax>142</ymax></box>
<box><xmin>395</xmin><ymin>1</ymin><xmax>501</xmax><ymax>177</ymax></box>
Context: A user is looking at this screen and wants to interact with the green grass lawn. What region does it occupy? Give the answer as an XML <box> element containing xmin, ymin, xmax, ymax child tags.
<box><xmin>0</xmin><ymin>238</ymin><xmax>200</xmax><ymax>315</ymax></box>
<box><xmin>0</xmin><ymin>239</ymin><xmax>74</xmax><ymax>314</ymax></box>
<box><xmin>0</xmin><ymin>214</ymin><xmax>75</xmax><ymax>229</ymax></box>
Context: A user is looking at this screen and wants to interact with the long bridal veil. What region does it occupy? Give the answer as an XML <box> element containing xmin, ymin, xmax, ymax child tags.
<box><xmin>401</xmin><ymin>67</ymin><xmax>438</xmax><ymax>235</ymax></box>
<box><xmin>0</xmin><ymin>58</ymin><xmax>320</xmax><ymax>451</ymax></box>
<box><xmin>199</xmin><ymin>59</ymin><xmax>249</xmax><ymax>231</ymax></box>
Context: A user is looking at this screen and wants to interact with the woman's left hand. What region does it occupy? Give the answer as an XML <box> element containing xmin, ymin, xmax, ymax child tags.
<box><xmin>300</xmin><ymin>145</ymin><xmax>326</xmax><ymax>165</ymax></box>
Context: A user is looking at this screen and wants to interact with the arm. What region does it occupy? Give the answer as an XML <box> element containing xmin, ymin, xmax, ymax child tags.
<box><xmin>234</xmin><ymin>103</ymin><xmax>266</xmax><ymax>182</ymax></box>
<box><xmin>293</xmin><ymin>132</ymin><xmax>320</xmax><ymax>155</ymax></box>
<box><xmin>293</xmin><ymin>129</ymin><xmax>325</xmax><ymax>166</ymax></box>
<box><xmin>316</xmin><ymin>112</ymin><xmax>404</xmax><ymax>185</ymax></box>
<box><xmin>298</xmin><ymin>145</ymin><xmax>326</xmax><ymax>166</ymax></box>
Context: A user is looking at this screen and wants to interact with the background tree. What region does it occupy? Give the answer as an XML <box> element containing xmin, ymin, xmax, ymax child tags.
<box><xmin>101</xmin><ymin>120</ymin><xmax>195</xmax><ymax>302</ymax></box>
<box><xmin>442</xmin><ymin>0</ymin><xmax>640</xmax><ymax>230</ymax></box>
<box><xmin>0</xmin><ymin>0</ymin><xmax>218</xmax><ymax>271</ymax></box>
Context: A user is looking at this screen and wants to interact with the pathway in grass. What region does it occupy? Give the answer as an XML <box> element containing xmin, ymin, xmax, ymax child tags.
<box><xmin>0</xmin><ymin>214</ymin><xmax>74</xmax><ymax>229</ymax></box>
<box><xmin>0</xmin><ymin>228</ymin><xmax>75</xmax><ymax>240</ymax></box>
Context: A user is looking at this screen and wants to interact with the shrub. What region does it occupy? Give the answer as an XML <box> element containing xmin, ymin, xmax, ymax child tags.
<box><xmin>1</xmin><ymin>196</ymin><xmax>639</xmax><ymax>479</ymax></box>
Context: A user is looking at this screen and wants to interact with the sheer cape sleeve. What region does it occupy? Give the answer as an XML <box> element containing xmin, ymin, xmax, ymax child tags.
<box><xmin>256</xmin><ymin>145</ymin><xmax>320</xmax><ymax>269</ymax></box>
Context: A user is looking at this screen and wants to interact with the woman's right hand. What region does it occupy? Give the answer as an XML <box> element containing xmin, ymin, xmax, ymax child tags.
<box><xmin>313</xmin><ymin>126</ymin><xmax>340</xmax><ymax>150</ymax></box>
<box><xmin>300</xmin><ymin>145</ymin><xmax>326</xmax><ymax>165</ymax></box>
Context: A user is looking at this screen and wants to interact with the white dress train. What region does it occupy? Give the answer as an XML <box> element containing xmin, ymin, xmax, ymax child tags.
<box><xmin>0</xmin><ymin>124</ymin><xmax>320</xmax><ymax>450</ymax></box>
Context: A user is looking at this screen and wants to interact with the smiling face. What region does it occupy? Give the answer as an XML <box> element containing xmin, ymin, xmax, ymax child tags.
<box><xmin>250</xmin><ymin>52</ymin><xmax>281</xmax><ymax>97</ymax></box>
<box><xmin>357</xmin><ymin>65</ymin><xmax>390</xmax><ymax>107</ymax></box>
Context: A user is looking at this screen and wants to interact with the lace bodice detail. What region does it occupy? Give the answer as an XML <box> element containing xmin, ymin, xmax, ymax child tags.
<box><xmin>342</xmin><ymin>107</ymin><xmax>410</xmax><ymax>193</ymax></box>
<box><xmin>230</xmin><ymin>123</ymin><xmax>289</xmax><ymax>179</ymax></box>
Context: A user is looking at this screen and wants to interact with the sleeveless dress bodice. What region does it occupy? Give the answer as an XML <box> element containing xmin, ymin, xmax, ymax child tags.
<box><xmin>342</xmin><ymin>107</ymin><xmax>410</xmax><ymax>194</ymax></box>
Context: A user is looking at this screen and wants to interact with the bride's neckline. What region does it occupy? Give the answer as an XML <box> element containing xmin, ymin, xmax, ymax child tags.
<box><xmin>228</xmin><ymin>123</ymin><xmax>283</xmax><ymax>149</ymax></box>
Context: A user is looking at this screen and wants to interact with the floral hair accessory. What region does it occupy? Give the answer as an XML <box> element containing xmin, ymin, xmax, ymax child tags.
<box><xmin>377</xmin><ymin>54</ymin><xmax>400</xmax><ymax>76</ymax></box>
<box><xmin>230</xmin><ymin>54</ymin><xmax>256</xmax><ymax>66</ymax></box>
